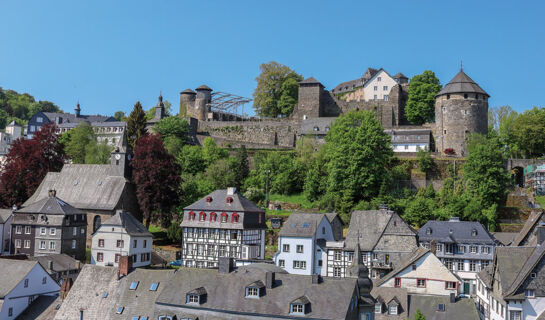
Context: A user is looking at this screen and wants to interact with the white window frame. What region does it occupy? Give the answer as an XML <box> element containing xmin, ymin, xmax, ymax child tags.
<box><xmin>40</xmin><ymin>227</ymin><xmax>46</xmax><ymax>235</ymax></box>
<box><xmin>40</xmin><ymin>241</ymin><xmax>46</xmax><ymax>250</ymax></box>
<box><xmin>24</xmin><ymin>240</ymin><xmax>31</xmax><ymax>248</ymax></box>
<box><xmin>296</xmin><ymin>245</ymin><xmax>304</xmax><ymax>253</ymax></box>
<box><xmin>50</xmin><ymin>228</ymin><xmax>56</xmax><ymax>235</ymax></box>
<box><xmin>25</xmin><ymin>226</ymin><xmax>31</xmax><ymax>234</ymax></box>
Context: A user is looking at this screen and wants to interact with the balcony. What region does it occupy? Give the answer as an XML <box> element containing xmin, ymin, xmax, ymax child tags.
<box><xmin>371</xmin><ymin>261</ymin><xmax>393</xmax><ymax>269</ymax></box>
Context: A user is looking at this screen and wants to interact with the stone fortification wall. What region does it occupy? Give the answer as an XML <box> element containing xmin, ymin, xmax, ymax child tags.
<box><xmin>197</xmin><ymin>120</ymin><xmax>297</xmax><ymax>148</ymax></box>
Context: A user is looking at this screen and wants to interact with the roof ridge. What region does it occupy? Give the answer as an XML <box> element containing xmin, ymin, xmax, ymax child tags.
<box><xmin>504</xmin><ymin>245</ymin><xmax>545</xmax><ymax>297</ymax></box>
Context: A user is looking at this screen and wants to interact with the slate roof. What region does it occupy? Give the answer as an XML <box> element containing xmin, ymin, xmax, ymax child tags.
<box><xmin>23</xmin><ymin>164</ymin><xmax>128</xmax><ymax>211</ymax></box>
<box><xmin>374</xmin><ymin>247</ymin><xmax>431</xmax><ymax>287</ymax></box>
<box><xmin>184</xmin><ymin>188</ymin><xmax>264</xmax><ymax>213</ymax></box>
<box><xmin>100</xmin><ymin>211</ymin><xmax>151</xmax><ymax>237</ymax></box>
<box><xmin>0</xmin><ymin>259</ymin><xmax>39</xmax><ymax>298</ymax></box>
<box><xmin>180</xmin><ymin>88</ymin><xmax>196</xmax><ymax>94</ymax></box>
<box><xmin>155</xmin><ymin>264</ymin><xmax>358</xmax><ymax>320</ymax></box>
<box><xmin>371</xmin><ymin>287</ymin><xmax>408</xmax><ymax>320</ymax></box>
<box><xmin>17</xmin><ymin>195</ymin><xmax>83</xmax><ymax>215</ymax></box>
<box><xmin>408</xmin><ymin>295</ymin><xmax>480</xmax><ymax>320</ymax></box>
<box><xmin>299</xmin><ymin>77</ymin><xmax>323</xmax><ymax>85</ymax></box>
<box><xmin>325</xmin><ymin>212</ymin><xmax>343</xmax><ymax>225</ymax></box>
<box><xmin>392</xmin><ymin>72</ymin><xmax>408</xmax><ymax>79</ymax></box>
<box><xmin>436</xmin><ymin>70</ymin><xmax>489</xmax><ymax>97</ymax></box>
<box><xmin>29</xmin><ymin>254</ymin><xmax>80</xmax><ymax>274</ymax></box>
<box><xmin>17</xmin><ymin>295</ymin><xmax>61</xmax><ymax>320</ymax></box>
<box><xmin>503</xmin><ymin>244</ymin><xmax>545</xmax><ymax>299</ymax></box>
<box><xmin>418</xmin><ymin>218</ymin><xmax>496</xmax><ymax>244</ymax></box>
<box><xmin>42</xmin><ymin>112</ymin><xmax>115</xmax><ymax>124</ymax></box>
<box><xmin>477</xmin><ymin>264</ymin><xmax>493</xmax><ymax>288</ymax></box>
<box><xmin>278</xmin><ymin>212</ymin><xmax>326</xmax><ymax>237</ymax></box>
<box><xmin>511</xmin><ymin>210</ymin><xmax>544</xmax><ymax>246</ymax></box>
<box><xmin>386</xmin><ymin>128</ymin><xmax>431</xmax><ymax>144</ymax></box>
<box><xmin>195</xmin><ymin>84</ymin><xmax>212</xmax><ymax>91</ymax></box>
<box><xmin>492</xmin><ymin>246</ymin><xmax>534</xmax><ymax>296</ymax></box>
<box><xmin>492</xmin><ymin>232</ymin><xmax>518</xmax><ymax>246</ymax></box>
<box><xmin>300</xmin><ymin>117</ymin><xmax>336</xmax><ymax>135</ymax></box>
<box><xmin>0</xmin><ymin>209</ymin><xmax>12</xmax><ymax>224</ymax></box>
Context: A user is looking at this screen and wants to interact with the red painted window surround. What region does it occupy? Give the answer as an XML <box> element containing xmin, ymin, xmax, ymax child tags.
<box><xmin>210</xmin><ymin>212</ymin><xmax>217</xmax><ymax>222</ymax></box>
<box><xmin>394</xmin><ymin>277</ymin><xmax>401</xmax><ymax>287</ymax></box>
<box><xmin>199</xmin><ymin>212</ymin><xmax>206</xmax><ymax>221</ymax></box>
<box><xmin>232</xmin><ymin>213</ymin><xmax>239</xmax><ymax>223</ymax></box>
<box><xmin>188</xmin><ymin>211</ymin><xmax>196</xmax><ymax>220</ymax></box>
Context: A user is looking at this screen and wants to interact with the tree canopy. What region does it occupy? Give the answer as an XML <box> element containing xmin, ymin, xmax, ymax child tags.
<box><xmin>252</xmin><ymin>62</ymin><xmax>303</xmax><ymax>117</ymax></box>
<box><xmin>0</xmin><ymin>87</ymin><xmax>61</xmax><ymax>129</ymax></box>
<box><xmin>510</xmin><ymin>106</ymin><xmax>545</xmax><ymax>158</ymax></box>
<box><xmin>60</xmin><ymin>122</ymin><xmax>112</xmax><ymax>164</ymax></box>
<box><xmin>127</xmin><ymin>101</ymin><xmax>147</xmax><ymax>149</ymax></box>
<box><xmin>405</xmin><ymin>71</ymin><xmax>442</xmax><ymax>125</ymax></box>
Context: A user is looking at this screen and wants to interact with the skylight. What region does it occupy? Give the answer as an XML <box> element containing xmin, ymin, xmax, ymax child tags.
<box><xmin>129</xmin><ymin>281</ymin><xmax>139</xmax><ymax>290</ymax></box>
<box><xmin>302</xmin><ymin>223</ymin><xmax>310</xmax><ymax>228</ymax></box>
<box><xmin>292</xmin><ymin>223</ymin><xmax>297</xmax><ymax>227</ymax></box>
<box><xmin>150</xmin><ymin>282</ymin><xmax>159</xmax><ymax>291</ymax></box>
<box><xmin>116</xmin><ymin>307</ymin><xmax>124</xmax><ymax>314</ymax></box>
<box><xmin>103</xmin><ymin>292</ymin><xmax>108</xmax><ymax>298</ymax></box>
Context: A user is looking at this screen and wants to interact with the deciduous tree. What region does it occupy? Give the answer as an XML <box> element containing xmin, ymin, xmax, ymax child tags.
<box><xmin>405</xmin><ymin>71</ymin><xmax>442</xmax><ymax>125</ymax></box>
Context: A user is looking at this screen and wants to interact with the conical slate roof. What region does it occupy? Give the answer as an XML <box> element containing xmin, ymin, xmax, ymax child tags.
<box><xmin>299</xmin><ymin>77</ymin><xmax>323</xmax><ymax>85</ymax></box>
<box><xmin>180</xmin><ymin>88</ymin><xmax>196</xmax><ymax>94</ymax></box>
<box><xmin>436</xmin><ymin>70</ymin><xmax>489</xmax><ymax>97</ymax></box>
<box><xmin>195</xmin><ymin>84</ymin><xmax>212</xmax><ymax>91</ymax></box>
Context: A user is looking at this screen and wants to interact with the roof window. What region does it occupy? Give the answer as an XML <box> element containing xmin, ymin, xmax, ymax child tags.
<box><xmin>206</xmin><ymin>196</ymin><xmax>212</xmax><ymax>203</ymax></box>
<box><xmin>290</xmin><ymin>297</ymin><xmax>310</xmax><ymax>315</ymax></box>
<box><xmin>150</xmin><ymin>282</ymin><xmax>159</xmax><ymax>291</ymax></box>
<box><xmin>129</xmin><ymin>281</ymin><xmax>139</xmax><ymax>290</ymax></box>
<box><xmin>226</xmin><ymin>197</ymin><xmax>233</xmax><ymax>204</ymax></box>
<box><xmin>116</xmin><ymin>307</ymin><xmax>124</xmax><ymax>314</ymax></box>
<box><xmin>103</xmin><ymin>292</ymin><xmax>108</xmax><ymax>298</ymax></box>
<box><xmin>438</xmin><ymin>304</ymin><xmax>445</xmax><ymax>312</ymax></box>
<box><xmin>472</xmin><ymin>229</ymin><xmax>478</xmax><ymax>236</ymax></box>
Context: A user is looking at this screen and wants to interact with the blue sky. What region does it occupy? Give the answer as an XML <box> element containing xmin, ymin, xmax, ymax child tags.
<box><xmin>0</xmin><ymin>0</ymin><xmax>543</xmax><ymax>116</ymax></box>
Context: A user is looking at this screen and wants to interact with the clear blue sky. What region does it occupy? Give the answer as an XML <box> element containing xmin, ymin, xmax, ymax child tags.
<box><xmin>0</xmin><ymin>0</ymin><xmax>543</xmax><ymax>116</ymax></box>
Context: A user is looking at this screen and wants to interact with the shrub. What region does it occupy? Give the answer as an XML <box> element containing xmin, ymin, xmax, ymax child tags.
<box><xmin>167</xmin><ymin>222</ymin><xmax>183</xmax><ymax>243</ymax></box>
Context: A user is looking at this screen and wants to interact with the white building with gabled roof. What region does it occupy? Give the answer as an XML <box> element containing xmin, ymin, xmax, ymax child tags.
<box><xmin>91</xmin><ymin>210</ymin><xmax>152</xmax><ymax>268</ymax></box>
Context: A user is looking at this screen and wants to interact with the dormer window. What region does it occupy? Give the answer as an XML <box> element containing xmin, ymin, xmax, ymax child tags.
<box><xmin>186</xmin><ymin>287</ymin><xmax>206</xmax><ymax>305</ymax></box>
<box><xmin>472</xmin><ymin>229</ymin><xmax>478</xmax><ymax>236</ymax></box>
<box><xmin>206</xmin><ymin>196</ymin><xmax>212</xmax><ymax>203</ymax></box>
<box><xmin>388</xmin><ymin>303</ymin><xmax>398</xmax><ymax>315</ymax></box>
<box><xmin>232</xmin><ymin>213</ymin><xmax>239</xmax><ymax>223</ymax></box>
<box><xmin>375</xmin><ymin>302</ymin><xmax>382</xmax><ymax>313</ymax></box>
<box><xmin>210</xmin><ymin>212</ymin><xmax>217</xmax><ymax>222</ymax></box>
<box><xmin>199</xmin><ymin>212</ymin><xmax>206</xmax><ymax>221</ymax></box>
<box><xmin>129</xmin><ymin>281</ymin><xmax>139</xmax><ymax>290</ymax></box>
<box><xmin>226</xmin><ymin>197</ymin><xmax>233</xmax><ymax>204</ymax></box>
<box><xmin>313</xmin><ymin>126</ymin><xmax>319</xmax><ymax>131</ymax></box>
<box><xmin>290</xmin><ymin>296</ymin><xmax>310</xmax><ymax>315</ymax></box>
<box><xmin>188</xmin><ymin>211</ymin><xmax>196</xmax><ymax>221</ymax></box>
<box><xmin>220</xmin><ymin>213</ymin><xmax>228</xmax><ymax>223</ymax></box>
<box><xmin>426</xmin><ymin>228</ymin><xmax>432</xmax><ymax>235</ymax></box>
<box><xmin>245</xmin><ymin>281</ymin><xmax>264</xmax><ymax>298</ymax></box>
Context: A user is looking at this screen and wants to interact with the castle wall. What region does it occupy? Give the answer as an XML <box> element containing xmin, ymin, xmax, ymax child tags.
<box><xmin>293</xmin><ymin>84</ymin><xmax>322</xmax><ymax>120</ymax></box>
<box><xmin>197</xmin><ymin>120</ymin><xmax>297</xmax><ymax>148</ymax></box>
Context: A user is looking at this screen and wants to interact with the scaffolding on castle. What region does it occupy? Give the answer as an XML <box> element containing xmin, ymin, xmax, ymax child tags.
<box><xmin>207</xmin><ymin>92</ymin><xmax>252</xmax><ymax>120</ymax></box>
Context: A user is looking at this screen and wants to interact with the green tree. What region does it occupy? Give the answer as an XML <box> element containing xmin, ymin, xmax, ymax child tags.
<box><xmin>324</xmin><ymin>110</ymin><xmax>393</xmax><ymax>216</ymax></box>
<box><xmin>510</xmin><ymin>107</ymin><xmax>545</xmax><ymax>158</ymax></box>
<box><xmin>176</xmin><ymin>145</ymin><xmax>206</xmax><ymax>175</ymax></box>
<box><xmin>405</xmin><ymin>70</ymin><xmax>442</xmax><ymax>125</ymax></box>
<box><xmin>403</xmin><ymin>196</ymin><xmax>436</xmax><ymax>227</ymax></box>
<box><xmin>146</xmin><ymin>100</ymin><xmax>173</xmax><ymax>120</ymax></box>
<box><xmin>417</xmin><ymin>148</ymin><xmax>434</xmax><ymax>173</ymax></box>
<box><xmin>127</xmin><ymin>101</ymin><xmax>147</xmax><ymax>149</ymax></box>
<box><xmin>245</xmin><ymin>151</ymin><xmax>306</xmax><ymax>195</ymax></box>
<box><xmin>304</xmin><ymin>147</ymin><xmax>328</xmax><ymax>202</ymax></box>
<box><xmin>167</xmin><ymin>222</ymin><xmax>183</xmax><ymax>243</ymax></box>
<box><xmin>202</xmin><ymin>137</ymin><xmax>228</xmax><ymax>166</ymax></box>
<box><xmin>252</xmin><ymin>62</ymin><xmax>303</xmax><ymax>117</ymax></box>
<box><xmin>414</xmin><ymin>309</ymin><xmax>426</xmax><ymax>320</ymax></box>
<box><xmin>114</xmin><ymin>111</ymin><xmax>126</xmax><ymax>121</ymax></box>
<box><xmin>64</xmin><ymin>122</ymin><xmax>95</xmax><ymax>164</ymax></box>
<box><xmin>234</xmin><ymin>145</ymin><xmax>249</xmax><ymax>190</ymax></box>
<box><xmin>153</xmin><ymin>116</ymin><xmax>190</xmax><ymax>155</ymax></box>
<box><xmin>85</xmin><ymin>141</ymin><xmax>113</xmax><ymax>164</ymax></box>
<box><xmin>489</xmin><ymin>106</ymin><xmax>519</xmax><ymax>156</ymax></box>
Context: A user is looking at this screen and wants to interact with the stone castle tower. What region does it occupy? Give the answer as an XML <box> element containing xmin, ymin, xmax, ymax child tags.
<box><xmin>434</xmin><ymin>69</ymin><xmax>489</xmax><ymax>156</ymax></box>
<box><xmin>180</xmin><ymin>85</ymin><xmax>212</xmax><ymax>121</ymax></box>
<box><xmin>293</xmin><ymin>77</ymin><xmax>325</xmax><ymax>119</ymax></box>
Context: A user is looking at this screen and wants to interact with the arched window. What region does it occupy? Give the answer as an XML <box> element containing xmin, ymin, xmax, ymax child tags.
<box><xmin>232</xmin><ymin>213</ymin><xmax>239</xmax><ymax>223</ymax></box>
<box><xmin>210</xmin><ymin>212</ymin><xmax>217</xmax><ymax>222</ymax></box>
<box><xmin>199</xmin><ymin>212</ymin><xmax>206</xmax><ymax>221</ymax></box>
<box><xmin>206</xmin><ymin>196</ymin><xmax>212</xmax><ymax>203</ymax></box>
<box><xmin>220</xmin><ymin>213</ymin><xmax>228</xmax><ymax>223</ymax></box>
<box><xmin>93</xmin><ymin>215</ymin><xmax>102</xmax><ymax>233</ymax></box>
<box><xmin>188</xmin><ymin>211</ymin><xmax>196</xmax><ymax>221</ymax></box>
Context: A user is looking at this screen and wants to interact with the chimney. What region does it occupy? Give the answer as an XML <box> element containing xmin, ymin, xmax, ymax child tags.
<box><xmin>218</xmin><ymin>257</ymin><xmax>234</xmax><ymax>274</ymax></box>
<box><xmin>118</xmin><ymin>255</ymin><xmax>132</xmax><ymax>277</ymax></box>
<box><xmin>430</xmin><ymin>240</ymin><xmax>437</xmax><ymax>255</ymax></box>
<box><xmin>48</xmin><ymin>260</ymin><xmax>54</xmax><ymax>271</ymax></box>
<box><xmin>449</xmin><ymin>216</ymin><xmax>460</xmax><ymax>222</ymax></box>
<box><xmin>311</xmin><ymin>273</ymin><xmax>320</xmax><ymax>284</ymax></box>
<box><xmin>537</xmin><ymin>226</ymin><xmax>545</xmax><ymax>245</ymax></box>
<box><xmin>60</xmin><ymin>277</ymin><xmax>73</xmax><ymax>300</ymax></box>
<box><xmin>227</xmin><ymin>187</ymin><xmax>236</xmax><ymax>195</ymax></box>
<box><xmin>379</xmin><ymin>204</ymin><xmax>389</xmax><ymax>211</ymax></box>
<box><xmin>265</xmin><ymin>271</ymin><xmax>275</xmax><ymax>289</ymax></box>
<box><xmin>75</xmin><ymin>102</ymin><xmax>81</xmax><ymax>117</ymax></box>
<box><xmin>48</xmin><ymin>190</ymin><xmax>56</xmax><ymax>198</ymax></box>
<box><xmin>449</xmin><ymin>292</ymin><xmax>456</xmax><ymax>303</ymax></box>
<box><xmin>75</xmin><ymin>260</ymin><xmax>81</xmax><ymax>270</ymax></box>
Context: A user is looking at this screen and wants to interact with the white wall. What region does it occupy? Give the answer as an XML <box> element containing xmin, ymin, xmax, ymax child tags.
<box><xmin>363</xmin><ymin>70</ymin><xmax>398</xmax><ymax>102</ymax></box>
<box><xmin>0</xmin><ymin>263</ymin><xmax>59</xmax><ymax>319</ymax></box>
<box><xmin>275</xmin><ymin>237</ymin><xmax>315</xmax><ymax>275</ymax></box>
<box><xmin>91</xmin><ymin>225</ymin><xmax>152</xmax><ymax>268</ymax></box>
<box><xmin>392</xmin><ymin>143</ymin><xmax>429</xmax><ymax>152</ymax></box>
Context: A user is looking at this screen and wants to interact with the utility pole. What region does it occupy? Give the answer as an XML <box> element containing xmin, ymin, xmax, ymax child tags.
<box><xmin>265</xmin><ymin>169</ymin><xmax>271</xmax><ymax>209</ymax></box>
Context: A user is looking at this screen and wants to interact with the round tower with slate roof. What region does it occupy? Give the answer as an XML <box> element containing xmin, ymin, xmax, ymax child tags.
<box><xmin>434</xmin><ymin>68</ymin><xmax>489</xmax><ymax>156</ymax></box>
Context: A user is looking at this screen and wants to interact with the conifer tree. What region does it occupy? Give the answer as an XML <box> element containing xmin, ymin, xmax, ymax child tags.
<box><xmin>127</xmin><ymin>101</ymin><xmax>147</xmax><ymax>149</ymax></box>
<box><xmin>234</xmin><ymin>145</ymin><xmax>249</xmax><ymax>189</ymax></box>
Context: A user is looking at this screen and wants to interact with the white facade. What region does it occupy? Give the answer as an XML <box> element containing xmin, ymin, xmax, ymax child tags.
<box><xmin>378</xmin><ymin>251</ymin><xmax>461</xmax><ymax>296</ymax></box>
<box><xmin>91</xmin><ymin>225</ymin><xmax>152</xmax><ymax>268</ymax></box>
<box><xmin>391</xmin><ymin>143</ymin><xmax>428</xmax><ymax>153</ymax></box>
<box><xmin>0</xmin><ymin>122</ymin><xmax>23</xmax><ymax>165</ymax></box>
<box><xmin>363</xmin><ymin>69</ymin><xmax>398</xmax><ymax>102</ymax></box>
<box><xmin>0</xmin><ymin>263</ymin><xmax>59</xmax><ymax>319</ymax></box>
<box><xmin>274</xmin><ymin>216</ymin><xmax>335</xmax><ymax>276</ymax></box>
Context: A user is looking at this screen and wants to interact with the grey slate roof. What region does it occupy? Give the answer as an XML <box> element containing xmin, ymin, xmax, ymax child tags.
<box><xmin>371</xmin><ymin>287</ymin><xmax>408</xmax><ymax>320</ymax></box>
<box><xmin>195</xmin><ymin>84</ymin><xmax>212</xmax><ymax>91</ymax></box>
<box><xmin>386</xmin><ymin>128</ymin><xmax>431</xmax><ymax>144</ymax></box>
<box><xmin>184</xmin><ymin>188</ymin><xmax>264</xmax><ymax>213</ymax></box>
<box><xmin>408</xmin><ymin>295</ymin><xmax>480</xmax><ymax>320</ymax></box>
<box><xmin>299</xmin><ymin>77</ymin><xmax>323</xmax><ymax>85</ymax></box>
<box><xmin>155</xmin><ymin>264</ymin><xmax>358</xmax><ymax>320</ymax></box>
<box><xmin>17</xmin><ymin>195</ymin><xmax>83</xmax><ymax>215</ymax></box>
<box><xmin>374</xmin><ymin>247</ymin><xmax>431</xmax><ymax>287</ymax></box>
<box><xmin>477</xmin><ymin>264</ymin><xmax>493</xmax><ymax>288</ymax></box>
<box><xmin>492</xmin><ymin>232</ymin><xmax>518</xmax><ymax>246</ymax></box>
<box><xmin>511</xmin><ymin>210</ymin><xmax>544</xmax><ymax>246</ymax></box>
<box><xmin>492</xmin><ymin>246</ymin><xmax>534</xmax><ymax>297</ymax></box>
<box><xmin>23</xmin><ymin>164</ymin><xmax>127</xmax><ymax>211</ymax></box>
<box><xmin>503</xmin><ymin>244</ymin><xmax>545</xmax><ymax>299</ymax></box>
<box><xmin>436</xmin><ymin>70</ymin><xmax>489</xmax><ymax>97</ymax></box>
<box><xmin>0</xmin><ymin>259</ymin><xmax>39</xmax><ymax>298</ymax></box>
<box><xmin>278</xmin><ymin>212</ymin><xmax>326</xmax><ymax>237</ymax></box>
<box><xmin>101</xmin><ymin>211</ymin><xmax>151</xmax><ymax>237</ymax></box>
<box><xmin>17</xmin><ymin>295</ymin><xmax>61</xmax><ymax>320</ymax></box>
<box><xmin>392</xmin><ymin>72</ymin><xmax>408</xmax><ymax>79</ymax></box>
<box><xmin>300</xmin><ymin>117</ymin><xmax>336</xmax><ymax>135</ymax></box>
<box><xmin>418</xmin><ymin>219</ymin><xmax>496</xmax><ymax>244</ymax></box>
<box><xmin>29</xmin><ymin>254</ymin><xmax>80</xmax><ymax>274</ymax></box>
<box><xmin>43</xmin><ymin>112</ymin><xmax>115</xmax><ymax>124</ymax></box>
<box><xmin>325</xmin><ymin>212</ymin><xmax>343</xmax><ymax>225</ymax></box>
<box><xmin>180</xmin><ymin>88</ymin><xmax>196</xmax><ymax>94</ymax></box>
<box><xmin>0</xmin><ymin>209</ymin><xmax>12</xmax><ymax>224</ymax></box>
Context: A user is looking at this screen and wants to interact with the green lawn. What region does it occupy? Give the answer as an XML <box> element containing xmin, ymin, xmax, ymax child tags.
<box><xmin>149</xmin><ymin>225</ymin><xmax>168</xmax><ymax>243</ymax></box>
<box><xmin>265</xmin><ymin>209</ymin><xmax>291</xmax><ymax>217</ymax></box>
<box><xmin>536</xmin><ymin>196</ymin><xmax>545</xmax><ymax>208</ymax></box>
<box><xmin>268</xmin><ymin>193</ymin><xmax>315</xmax><ymax>209</ymax></box>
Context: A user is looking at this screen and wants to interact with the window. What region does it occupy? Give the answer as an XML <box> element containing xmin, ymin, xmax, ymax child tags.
<box><xmin>98</xmin><ymin>239</ymin><xmax>104</xmax><ymax>247</ymax></box>
<box><xmin>443</xmin><ymin>130</ymin><xmax>447</xmax><ymax>135</ymax></box>
<box><xmin>188</xmin><ymin>211</ymin><xmax>196</xmax><ymax>220</ymax></box>
<box><xmin>15</xmin><ymin>239</ymin><xmax>21</xmax><ymax>248</ymax></box>
<box><xmin>374</xmin><ymin>86</ymin><xmax>378</xmax><ymax>91</ymax></box>
<box><xmin>24</xmin><ymin>240</ymin><xmax>31</xmax><ymax>248</ymax></box>
<box><xmin>383</xmin><ymin>94</ymin><xmax>388</xmax><ymax>101</ymax></box>
<box><xmin>438</xmin><ymin>304</ymin><xmax>445</xmax><ymax>312</ymax></box>
<box><xmin>230</xmin><ymin>231</ymin><xmax>238</xmax><ymax>240</ymax></box>
<box><xmin>16</xmin><ymin>225</ymin><xmax>22</xmax><ymax>234</ymax></box>
<box><xmin>444</xmin><ymin>259</ymin><xmax>453</xmax><ymax>271</ymax></box>
<box><xmin>394</xmin><ymin>277</ymin><xmax>401</xmax><ymax>287</ymax></box>
<box><xmin>186</xmin><ymin>294</ymin><xmax>200</xmax><ymax>304</ymax></box>
<box><xmin>36</xmin><ymin>116</ymin><xmax>43</xmax><ymax>123</ymax></box>
<box><xmin>220</xmin><ymin>213</ymin><xmax>228</xmax><ymax>223</ymax></box>
<box><xmin>333</xmin><ymin>267</ymin><xmax>341</xmax><ymax>277</ymax></box>
<box><xmin>210</xmin><ymin>212</ymin><xmax>217</xmax><ymax>222</ymax></box>
<box><xmin>377</xmin><ymin>77</ymin><xmax>382</xmax><ymax>82</ymax></box>
<box><xmin>334</xmin><ymin>251</ymin><xmax>342</xmax><ymax>261</ymax></box>
<box><xmin>525</xmin><ymin>289</ymin><xmax>535</xmax><ymax>298</ymax></box>
<box><xmin>388</xmin><ymin>305</ymin><xmax>398</xmax><ymax>315</ymax></box>
<box><xmin>49</xmin><ymin>228</ymin><xmax>55</xmax><ymax>235</ymax></box>
<box><xmin>283</xmin><ymin>244</ymin><xmax>290</xmax><ymax>252</ymax></box>
<box><xmin>246</xmin><ymin>287</ymin><xmax>259</xmax><ymax>298</ymax></box>
<box><xmin>73</xmin><ymin>227</ymin><xmax>77</xmax><ymax>236</ymax></box>
<box><xmin>296</xmin><ymin>245</ymin><xmax>304</xmax><ymax>253</ymax></box>
<box><xmin>97</xmin><ymin>252</ymin><xmax>103</xmax><ymax>262</ymax></box>
<box><xmin>279</xmin><ymin>259</ymin><xmax>285</xmax><ymax>267</ymax></box>
<box><xmin>141</xmin><ymin>253</ymin><xmax>150</xmax><ymax>262</ymax></box>
<box><xmin>470</xmin><ymin>246</ymin><xmax>478</xmax><ymax>253</ymax></box>
<box><xmin>115</xmin><ymin>254</ymin><xmax>120</xmax><ymax>263</ymax></box>
<box><xmin>481</xmin><ymin>260</ymin><xmax>490</xmax><ymax>268</ymax></box>
<box><xmin>40</xmin><ymin>227</ymin><xmax>46</xmax><ymax>235</ymax></box>
<box><xmin>42</xmin><ymin>276</ymin><xmax>47</xmax><ymax>284</ymax></box>
<box><xmin>293</xmin><ymin>260</ymin><xmax>306</xmax><ymax>269</ymax></box>
<box><xmin>133</xmin><ymin>240</ymin><xmax>137</xmax><ymax>248</ymax></box>
<box><xmin>25</xmin><ymin>226</ymin><xmax>31</xmax><ymax>234</ymax></box>
<box><xmin>290</xmin><ymin>303</ymin><xmax>305</xmax><ymax>315</ymax></box>
<box><xmin>457</xmin><ymin>245</ymin><xmax>466</xmax><ymax>253</ymax></box>
<box><xmin>404</xmin><ymin>145</ymin><xmax>409</xmax><ymax>150</ymax></box>
<box><xmin>129</xmin><ymin>281</ymin><xmax>139</xmax><ymax>290</ymax></box>
<box><xmin>150</xmin><ymin>282</ymin><xmax>159</xmax><ymax>291</ymax></box>
<box><xmin>24</xmin><ymin>278</ymin><xmax>29</xmax><ymax>287</ymax></box>
<box><xmin>30</xmin><ymin>125</ymin><xmax>36</xmax><ymax>132</ymax></box>
<box><xmin>531</xmin><ymin>272</ymin><xmax>537</xmax><ymax>278</ymax></box>
<box><xmin>232</xmin><ymin>213</ymin><xmax>239</xmax><ymax>223</ymax></box>
<box><xmin>72</xmin><ymin>240</ymin><xmax>77</xmax><ymax>249</ymax></box>
<box><xmin>40</xmin><ymin>241</ymin><xmax>46</xmax><ymax>249</ymax></box>
<box><xmin>464</xmin><ymin>93</ymin><xmax>468</xmax><ymax>99</ymax></box>
<box><xmin>373</xmin><ymin>95</ymin><xmax>377</xmax><ymax>101</ymax></box>
<box><xmin>412</xmin><ymin>264</ymin><xmax>417</xmax><ymax>270</ymax></box>
<box><xmin>116</xmin><ymin>240</ymin><xmax>124</xmax><ymax>248</ymax></box>
<box><xmin>457</xmin><ymin>260</ymin><xmax>464</xmax><ymax>271</ymax></box>
<box><xmin>199</xmin><ymin>212</ymin><xmax>206</xmax><ymax>221</ymax></box>
<box><xmin>510</xmin><ymin>311</ymin><xmax>521</xmax><ymax>320</ymax></box>
<box><xmin>116</xmin><ymin>307</ymin><xmax>124</xmax><ymax>314</ymax></box>
<box><xmin>383</xmin><ymin>86</ymin><xmax>388</xmax><ymax>91</ymax></box>
<box><xmin>375</xmin><ymin>303</ymin><xmax>382</xmax><ymax>313</ymax></box>
<box><xmin>313</xmin><ymin>126</ymin><xmax>319</xmax><ymax>131</ymax></box>
<box><xmin>446</xmin><ymin>281</ymin><xmax>457</xmax><ymax>289</ymax></box>
<box><xmin>417</xmin><ymin>279</ymin><xmax>426</xmax><ymax>287</ymax></box>
<box><xmin>322</xmin><ymin>227</ymin><xmax>326</xmax><ymax>234</ymax></box>
<box><xmin>318</xmin><ymin>259</ymin><xmax>322</xmax><ymax>266</ymax></box>
<box><xmin>144</xmin><ymin>240</ymin><xmax>147</xmax><ymax>248</ymax></box>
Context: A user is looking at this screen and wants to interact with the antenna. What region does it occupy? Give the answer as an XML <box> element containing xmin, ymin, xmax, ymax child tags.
<box><xmin>460</xmin><ymin>60</ymin><xmax>463</xmax><ymax>71</ymax></box>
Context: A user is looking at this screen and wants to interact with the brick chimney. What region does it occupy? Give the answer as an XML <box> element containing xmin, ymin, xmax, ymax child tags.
<box><xmin>60</xmin><ymin>277</ymin><xmax>73</xmax><ymax>300</ymax></box>
<box><xmin>218</xmin><ymin>257</ymin><xmax>234</xmax><ymax>274</ymax></box>
<box><xmin>265</xmin><ymin>271</ymin><xmax>275</xmax><ymax>288</ymax></box>
<box><xmin>430</xmin><ymin>240</ymin><xmax>437</xmax><ymax>255</ymax></box>
<box><xmin>118</xmin><ymin>255</ymin><xmax>132</xmax><ymax>277</ymax></box>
